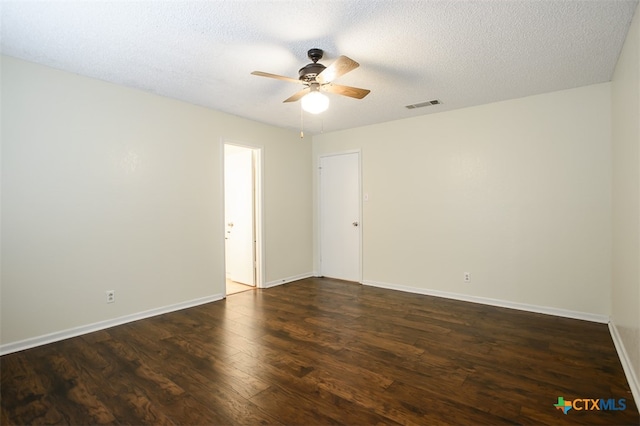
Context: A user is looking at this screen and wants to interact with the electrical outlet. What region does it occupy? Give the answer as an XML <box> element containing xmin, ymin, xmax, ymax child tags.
<box><xmin>106</xmin><ymin>290</ymin><xmax>115</xmax><ymax>303</ymax></box>
<box><xmin>464</xmin><ymin>272</ymin><xmax>471</xmax><ymax>283</ymax></box>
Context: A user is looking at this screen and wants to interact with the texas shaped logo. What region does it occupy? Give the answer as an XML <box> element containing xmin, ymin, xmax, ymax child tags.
<box><xmin>554</xmin><ymin>397</ymin><xmax>573</xmax><ymax>414</ymax></box>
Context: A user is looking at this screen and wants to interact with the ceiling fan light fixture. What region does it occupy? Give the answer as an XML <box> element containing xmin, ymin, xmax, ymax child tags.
<box><xmin>252</xmin><ymin>49</ymin><xmax>368</xmax><ymax>114</ymax></box>
<box><xmin>301</xmin><ymin>91</ymin><xmax>329</xmax><ymax>114</ymax></box>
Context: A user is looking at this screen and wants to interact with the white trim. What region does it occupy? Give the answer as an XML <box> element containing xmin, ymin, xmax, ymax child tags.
<box><xmin>218</xmin><ymin>139</ymin><xmax>228</xmax><ymax>291</ymax></box>
<box><xmin>264</xmin><ymin>272</ymin><xmax>315</xmax><ymax>288</ymax></box>
<box><xmin>363</xmin><ymin>279</ymin><xmax>610</xmax><ymax>323</ymax></box>
<box><xmin>357</xmin><ymin>151</ymin><xmax>363</xmax><ymax>283</ymax></box>
<box><xmin>318</xmin><ymin>149</ymin><xmax>362</xmax><ymax>158</ymax></box>
<box><xmin>0</xmin><ymin>293</ymin><xmax>224</xmax><ymax>356</ymax></box>
<box><xmin>609</xmin><ymin>320</ymin><xmax>640</xmax><ymax>409</ymax></box>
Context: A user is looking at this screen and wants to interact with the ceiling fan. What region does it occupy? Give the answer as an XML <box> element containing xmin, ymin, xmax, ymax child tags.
<box><xmin>251</xmin><ymin>48</ymin><xmax>370</xmax><ymax>114</ymax></box>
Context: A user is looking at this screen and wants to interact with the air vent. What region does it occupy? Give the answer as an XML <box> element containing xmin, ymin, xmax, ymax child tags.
<box><xmin>405</xmin><ymin>99</ymin><xmax>441</xmax><ymax>109</ymax></box>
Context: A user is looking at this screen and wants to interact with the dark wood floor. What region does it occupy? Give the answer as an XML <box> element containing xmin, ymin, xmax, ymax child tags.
<box><xmin>2</xmin><ymin>277</ymin><xmax>638</xmax><ymax>425</ymax></box>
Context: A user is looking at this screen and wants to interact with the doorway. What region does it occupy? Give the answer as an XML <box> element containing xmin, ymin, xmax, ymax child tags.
<box><xmin>224</xmin><ymin>143</ymin><xmax>262</xmax><ymax>295</ymax></box>
<box><xmin>319</xmin><ymin>151</ymin><xmax>362</xmax><ymax>282</ymax></box>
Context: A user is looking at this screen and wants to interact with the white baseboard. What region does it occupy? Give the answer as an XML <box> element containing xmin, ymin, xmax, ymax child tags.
<box><xmin>362</xmin><ymin>279</ymin><xmax>610</xmax><ymax>323</ymax></box>
<box><xmin>0</xmin><ymin>293</ymin><xmax>224</xmax><ymax>356</ymax></box>
<box><xmin>264</xmin><ymin>272</ymin><xmax>314</xmax><ymax>288</ymax></box>
<box><xmin>609</xmin><ymin>321</ymin><xmax>640</xmax><ymax>410</ymax></box>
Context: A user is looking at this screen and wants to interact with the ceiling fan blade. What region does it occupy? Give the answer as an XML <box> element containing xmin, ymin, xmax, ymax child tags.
<box><xmin>317</xmin><ymin>55</ymin><xmax>359</xmax><ymax>83</ymax></box>
<box><xmin>251</xmin><ymin>71</ymin><xmax>304</xmax><ymax>85</ymax></box>
<box><xmin>322</xmin><ymin>83</ymin><xmax>370</xmax><ymax>99</ymax></box>
<box><xmin>283</xmin><ymin>87</ymin><xmax>311</xmax><ymax>103</ymax></box>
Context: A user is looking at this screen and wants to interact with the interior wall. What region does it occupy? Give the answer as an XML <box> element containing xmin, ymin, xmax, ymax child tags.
<box><xmin>313</xmin><ymin>82</ymin><xmax>612</xmax><ymax>317</ymax></box>
<box><xmin>612</xmin><ymin>4</ymin><xmax>640</xmax><ymax>400</ymax></box>
<box><xmin>1</xmin><ymin>56</ymin><xmax>312</xmax><ymax>347</ymax></box>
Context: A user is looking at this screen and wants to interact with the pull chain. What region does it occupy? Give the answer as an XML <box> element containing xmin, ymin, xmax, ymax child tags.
<box><xmin>300</xmin><ymin>104</ymin><xmax>304</xmax><ymax>139</ymax></box>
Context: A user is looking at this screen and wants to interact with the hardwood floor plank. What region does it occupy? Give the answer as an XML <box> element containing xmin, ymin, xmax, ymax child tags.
<box><xmin>230</xmin><ymin>350</ymin><xmax>398</xmax><ymax>425</ymax></box>
<box><xmin>68</xmin><ymin>336</ymin><xmax>175</xmax><ymax>425</ymax></box>
<box><xmin>147</xmin><ymin>334</ymin><xmax>270</xmax><ymax>401</ymax></box>
<box><xmin>385</xmin><ymin>380</ymin><xmax>515</xmax><ymax>425</ymax></box>
<box><xmin>106</xmin><ymin>322</ymin><xmax>277</xmax><ymax>425</ymax></box>
<box><xmin>2</xmin><ymin>277</ymin><xmax>638</xmax><ymax>425</ymax></box>
<box><xmin>248</xmin><ymin>385</ymin><xmax>341</xmax><ymax>425</ymax></box>
<box><xmin>163</xmin><ymin>364</ymin><xmax>279</xmax><ymax>426</ymax></box>
<box><xmin>256</xmin><ymin>331</ymin><xmax>396</xmax><ymax>392</ymax></box>
<box><xmin>332</xmin><ymin>346</ymin><xmax>469</xmax><ymax>396</ymax></box>
<box><xmin>0</xmin><ymin>353</ymin><xmax>66</xmax><ymax>425</ymax></box>
<box><xmin>32</xmin><ymin>347</ymin><xmax>116</xmax><ymax>425</ymax></box>
<box><xmin>99</xmin><ymin>337</ymin><xmax>186</xmax><ymax>397</ymax></box>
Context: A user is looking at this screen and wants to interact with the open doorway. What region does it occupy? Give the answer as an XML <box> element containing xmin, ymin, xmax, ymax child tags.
<box><xmin>224</xmin><ymin>143</ymin><xmax>262</xmax><ymax>295</ymax></box>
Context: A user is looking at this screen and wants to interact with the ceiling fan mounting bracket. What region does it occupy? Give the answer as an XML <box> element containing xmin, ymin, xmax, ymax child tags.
<box><xmin>307</xmin><ymin>48</ymin><xmax>323</xmax><ymax>63</ymax></box>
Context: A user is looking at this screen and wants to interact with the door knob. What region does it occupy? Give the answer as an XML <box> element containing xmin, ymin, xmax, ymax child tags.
<box><xmin>352</xmin><ymin>221</ymin><xmax>359</xmax><ymax>227</ymax></box>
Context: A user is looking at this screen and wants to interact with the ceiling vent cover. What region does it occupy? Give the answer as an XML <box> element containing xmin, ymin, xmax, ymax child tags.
<box><xmin>405</xmin><ymin>99</ymin><xmax>441</xmax><ymax>109</ymax></box>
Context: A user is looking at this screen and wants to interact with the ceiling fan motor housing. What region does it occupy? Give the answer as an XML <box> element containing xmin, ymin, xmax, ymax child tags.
<box><xmin>298</xmin><ymin>62</ymin><xmax>326</xmax><ymax>82</ymax></box>
<box><xmin>299</xmin><ymin>48</ymin><xmax>326</xmax><ymax>82</ymax></box>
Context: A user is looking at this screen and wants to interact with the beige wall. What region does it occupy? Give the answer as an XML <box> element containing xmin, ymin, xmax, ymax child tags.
<box><xmin>612</xmin><ymin>5</ymin><xmax>640</xmax><ymax>401</ymax></box>
<box><xmin>313</xmin><ymin>83</ymin><xmax>612</xmax><ymax>317</ymax></box>
<box><xmin>1</xmin><ymin>56</ymin><xmax>312</xmax><ymax>346</ymax></box>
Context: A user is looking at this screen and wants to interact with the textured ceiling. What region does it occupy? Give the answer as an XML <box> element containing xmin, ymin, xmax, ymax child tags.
<box><xmin>1</xmin><ymin>0</ymin><xmax>638</xmax><ymax>135</ymax></box>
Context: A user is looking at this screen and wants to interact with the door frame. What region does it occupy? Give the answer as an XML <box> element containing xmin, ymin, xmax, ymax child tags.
<box><xmin>317</xmin><ymin>149</ymin><xmax>363</xmax><ymax>283</ymax></box>
<box><xmin>221</xmin><ymin>139</ymin><xmax>264</xmax><ymax>290</ymax></box>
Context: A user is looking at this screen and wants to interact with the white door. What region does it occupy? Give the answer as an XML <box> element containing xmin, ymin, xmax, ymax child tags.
<box><xmin>319</xmin><ymin>152</ymin><xmax>361</xmax><ymax>282</ymax></box>
<box><xmin>224</xmin><ymin>145</ymin><xmax>255</xmax><ymax>286</ymax></box>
